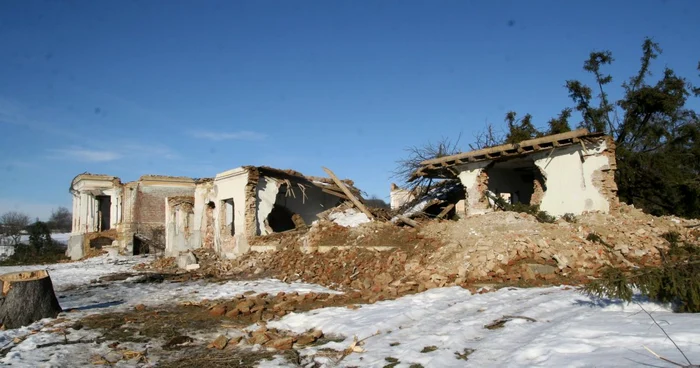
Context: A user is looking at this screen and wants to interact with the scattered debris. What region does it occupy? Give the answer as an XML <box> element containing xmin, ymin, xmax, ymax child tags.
<box><xmin>484</xmin><ymin>315</ymin><xmax>537</xmax><ymax>330</ymax></box>
<box><xmin>421</xmin><ymin>345</ymin><xmax>438</xmax><ymax>353</ymax></box>
<box><xmin>455</xmin><ymin>348</ymin><xmax>476</xmax><ymax>360</ymax></box>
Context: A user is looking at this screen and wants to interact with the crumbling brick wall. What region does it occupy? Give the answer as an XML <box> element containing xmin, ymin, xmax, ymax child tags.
<box><xmin>471</xmin><ymin>168</ymin><xmax>491</xmax><ymax>213</ymax></box>
<box><xmin>203</xmin><ymin>204</ymin><xmax>215</xmax><ymax>249</ymax></box>
<box><xmin>244</xmin><ymin>168</ymin><xmax>260</xmax><ymax>239</ymax></box>
<box><xmin>135</xmin><ymin>185</ymin><xmax>195</xmax><ymax>228</ymax></box>
<box><xmin>591</xmin><ymin>136</ymin><xmax>619</xmax><ymax>211</ymax></box>
<box><xmin>530</xmin><ymin>177</ymin><xmax>546</xmax><ymax>206</ymax></box>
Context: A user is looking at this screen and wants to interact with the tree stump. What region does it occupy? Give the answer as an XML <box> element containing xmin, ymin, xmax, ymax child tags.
<box><xmin>0</xmin><ymin>270</ymin><xmax>62</xmax><ymax>329</ymax></box>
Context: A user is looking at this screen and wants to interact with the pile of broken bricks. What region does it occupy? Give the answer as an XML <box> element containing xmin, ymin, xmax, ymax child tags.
<box><xmin>140</xmin><ymin>203</ymin><xmax>700</xmax><ymax>295</ymax></box>
<box><xmin>206</xmin><ymin>327</ymin><xmax>324</xmax><ymax>351</ymax></box>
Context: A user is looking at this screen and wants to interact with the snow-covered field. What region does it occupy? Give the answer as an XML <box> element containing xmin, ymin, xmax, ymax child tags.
<box><xmin>1</xmin><ymin>255</ymin><xmax>699</xmax><ymax>367</ymax></box>
<box><xmin>271</xmin><ymin>286</ymin><xmax>700</xmax><ymax>367</ymax></box>
<box><xmin>0</xmin><ymin>233</ymin><xmax>71</xmax><ymax>260</ymax></box>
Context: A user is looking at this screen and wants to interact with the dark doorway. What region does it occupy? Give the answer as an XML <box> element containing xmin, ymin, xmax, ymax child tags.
<box><xmin>485</xmin><ymin>158</ymin><xmax>546</xmax><ymax>205</ymax></box>
<box><xmin>96</xmin><ymin>195</ymin><xmax>111</xmax><ymax>231</ymax></box>
<box><xmin>133</xmin><ymin>234</ymin><xmax>150</xmax><ymax>255</ymax></box>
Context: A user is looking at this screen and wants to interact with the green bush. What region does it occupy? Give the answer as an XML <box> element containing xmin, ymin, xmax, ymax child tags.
<box><xmin>562</xmin><ymin>213</ymin><xmax>577</xmax><ymax>223</ymax></box>
<box><xmin>0</xmin><ymin>243</ymin><xmax>67</xmax><ymax>266</ymax></box>
<box><xmin>0</xmin><ymin>222</ymin><xmax>67</xmax><ymax>266</ymax></box>
<box><xmin>583</xmin><ymin>232</ymin><xmax>700</xmax><ymax>312</ymax></box>
<box><xmin>28</xmin><ymin>221</ymin><xmax>52</xmax><ymax>252</ymax></box>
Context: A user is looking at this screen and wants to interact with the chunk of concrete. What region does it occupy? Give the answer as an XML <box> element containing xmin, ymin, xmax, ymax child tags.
<box><xmin>177</xmin><ymin>252</ymin><xmax>198</xmax><ymax>269</ymax></box>
<box><xmin>104</xmin><ymin>246</ymin><xmax>120</xmax><ymax>259</ymax></box>
<box><xmin>66</xmin><ymin>235</ymin><xmax>84</xmax><ymax>260</ymax></box>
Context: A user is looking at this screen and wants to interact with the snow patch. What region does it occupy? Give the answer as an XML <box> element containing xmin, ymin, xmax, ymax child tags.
<box><xmin>329</xmin><ymin>208</ymin><xmax>371</xmax><ymax>228</ymax></box>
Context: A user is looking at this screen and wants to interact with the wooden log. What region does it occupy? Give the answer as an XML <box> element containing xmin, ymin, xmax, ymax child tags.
<box><xmin>396</xmin><ymin>215</ymin><xmax>418</xmax><ymax>228</ymax></box>
<box><xmin>322</xmin><ymin>167</ymin><xmax>374</xmax><ymax>220</ymax></box>
<box><xmin>0</xmin><ymin>270</ymin><xmax>62</xmax><ymax>329</ymax></box>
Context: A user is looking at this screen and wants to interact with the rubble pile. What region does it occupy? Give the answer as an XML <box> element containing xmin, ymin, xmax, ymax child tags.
<box><xmin>230</xmin><ymin>244</ymin><xmax>447</xmax><ymax>295</ymax></box>
<box><xmin>422</xmin><ymin>204</ymin><xmax>699</xmax><ymax>280</ymax></box>
<box><xmin>198</xmin><ymin>290</ymin><xmax>386</xmax><ymax>325</ymax></box>
<box><xmin>142</xmin><ymin>202</ymin><xmax>699</xmax><ymax>292</ymax></box>
<box><xmin>205</xmin><ymin>326</ymin><xmax>324</xmax><ymax>352</ymax></box>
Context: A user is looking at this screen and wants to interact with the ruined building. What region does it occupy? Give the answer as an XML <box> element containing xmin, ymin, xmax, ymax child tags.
<box><xmin>68</xmin><ymin>167</ymin><xmax>361</xmax><ymax>260</ymax></box>
<box><xmin>406</xmin><ymin>129</ymin><xmax>618</xmax><ymax>217</ymax></box>
<box><xmin>68</xmin><ymin>174</ymin><xmax>197</xmax><ymax>259</ymax></box>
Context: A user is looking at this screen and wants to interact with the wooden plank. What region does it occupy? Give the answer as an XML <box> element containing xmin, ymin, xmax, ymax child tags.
<box><xmin>436</xmin><ymin>203</ymin><xmax>455</xmax><ymax>219</ymax></box>
<box><xmin>396</xmin><ymin>215</ymin><xmax>418</xmax><ymax>227</ymax></box>
<box><xmin>322</xmin><ymin>167</ymin><xmax>374</xmax><ymax>220</ymax></box>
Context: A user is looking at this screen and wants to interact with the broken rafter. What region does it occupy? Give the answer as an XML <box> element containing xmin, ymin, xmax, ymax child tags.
<box><xmin>395</xmin><ymin>215</ymin><xmax>418</xmax><ymax>227</ymax></box>
<box><xmin>322</xmin><ymin>167</ymin><xmax>374</xmax><ymax>220</ymax></box>
<box><xmin>436</xmin><ymin>203</ymin><xmax>455</xmax><ymax>219</ymax></box>
<box><xmin>321</xmin><ymin>188</ymin><xmax>349</xmax><ymax>200</ymax></box>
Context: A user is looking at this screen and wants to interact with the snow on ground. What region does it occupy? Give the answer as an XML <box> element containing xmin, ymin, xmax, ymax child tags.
<box><xmin>0</xmin><ymin>254</ymin><xmax>337</xmax><ymax>367</ymax></box>
<box><xmin>0</xmin><ymin>254</ymin><xmax>147</xmax><ymax>290</ymax></box>
<box><xmin>269</xmin><ymin>286</ymin><xmax>700</xmax><ymax>368</ymax></box>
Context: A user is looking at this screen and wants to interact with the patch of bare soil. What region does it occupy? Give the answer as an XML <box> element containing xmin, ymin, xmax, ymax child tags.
<box><xmin>162</xmin><ymin>346</ymin><xmax>299</xmax><ymax>368</ymax></box>
<box><xmin>78</xmin><ymin>291</ymin><xmax>363</xmax><ymax>367</ymax></box>
<box><xmin>80</xmin><ymin>305</ymin><xmax>225</xmax><ymax>344</ymax></box>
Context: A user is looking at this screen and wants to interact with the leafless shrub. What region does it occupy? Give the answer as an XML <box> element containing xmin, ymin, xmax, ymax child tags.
<box><xmin>393</xmin><ymin>134</ymin><xmax>463</xmax><ymax>197</ymax></box>
<box><xmin>469</xmin><ymin>122</ymin><xmax>505</xmax><ymax>150</ymax></box>
<box><xmin>0</xmin><ymin>211</ymin><xmax>30</xmax><ymax>246</ymax></box>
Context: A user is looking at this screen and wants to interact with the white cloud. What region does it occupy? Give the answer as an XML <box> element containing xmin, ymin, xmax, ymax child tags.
<box><xmin>190</xmin><ymin>130</ymin><xmax>267</xmax><ymax>141</ymax></box>
<box><xmin>48</xmin><ymin>147</ymin><xmax>122</xmax><ymax>162</ymax></box>
<box><xmin>46</xmin><ymin>141</ymin><xmax>181</xmax><ymax>164</ymax></box>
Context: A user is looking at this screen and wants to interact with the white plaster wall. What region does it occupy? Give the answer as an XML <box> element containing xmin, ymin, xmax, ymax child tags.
<box><xmin>165</xmin><ymin>199</ymin><xmax>196</xmax><ymax>257</ymax></box>
<box><xmin>71</xmin><ymin>178</ymin><xmax>121</xmax><ymax>235</ymax></box>
<box><xmin>256</xmin><ymin>177</ymin><xmax>281</xmax><ymax>236</ymax></box>
<box><xmin>71</xmin><ymin>194</ymin><xmax>79</xmax><ymax>233</ymax></box>
<box><xmin>533</xmin><ymin>141</ymin><xmax>611</xmax><ymax>216</ymax></box>
<box><xmin>390</xmin><ymin>188</ymin><xmax>415</xmax><ymax>210</ymax></box>
<box><xmin>192</xmin><ymin>182</ymin><xmax>215</xmax><ymax>249</ymax></box>
<box><xmin>165</xmin><ymin>200</ymin><xmax>175</xmax><ymax>256</ymax></box>
<box><xmin>213</xmin><ymin>168</ymin><xmax>249</xmax><ymax>258</ymax></box>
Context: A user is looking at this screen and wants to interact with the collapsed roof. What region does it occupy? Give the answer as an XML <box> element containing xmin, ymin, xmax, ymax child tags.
<box><xmin>251</xmin><ymin>166</ymin><xmax>365</xmax><ymax>203</ymax></box>
<box><xmin>410</xmin><ymin>129</ymin><xmax>606</xmax><ymax>180</ymax></box>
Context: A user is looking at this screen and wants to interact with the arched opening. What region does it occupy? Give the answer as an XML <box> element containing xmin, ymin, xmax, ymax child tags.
<box><xmin>266</xmin><ymin>204</ymin><xmax>297</xmax><ymax>233</ymax></box>
<box><xmin>90</xmin><ymin>236</ymin><xmax>113</xmax><ymax>250</ymax></box>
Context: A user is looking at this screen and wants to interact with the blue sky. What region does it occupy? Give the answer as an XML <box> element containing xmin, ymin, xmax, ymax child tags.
<box><xmin>1</xmin><ymin>0</ymin><xmax>699</xmax><ymax>220</ymax></box>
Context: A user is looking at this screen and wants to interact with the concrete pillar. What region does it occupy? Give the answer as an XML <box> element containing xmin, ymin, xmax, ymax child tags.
<box><xmin>71</xmin><ymin>194</ymin><xmax>79</xmax><ymax>233</ymax></box>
